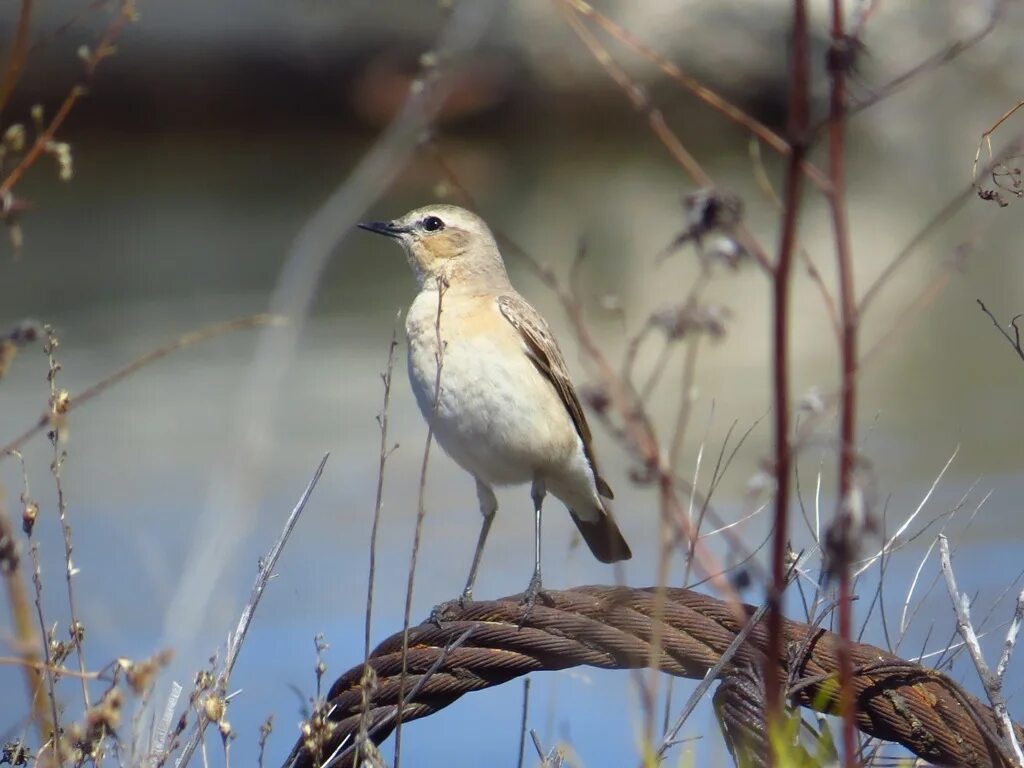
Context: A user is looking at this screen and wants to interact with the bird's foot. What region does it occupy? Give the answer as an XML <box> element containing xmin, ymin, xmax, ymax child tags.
<box><xmin>429</xmin><ymin>591</ymin><xmax>474</xmax><ymax>626</ymax></box>
<box><xmin>519</xmin><ymin>572</ymin><xmax>544</xmax><ymax>626</ymax></box>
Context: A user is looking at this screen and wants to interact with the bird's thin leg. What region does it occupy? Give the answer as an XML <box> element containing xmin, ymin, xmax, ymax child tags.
<box><xmin>462</xmin><ymin>480</ymin><xmax>497</xmax><ymax>605</ymax></box>
<box><xmin>523</xmin><ymin>477</ymin><xmax>546</xmax><ymax>613</ymax></box>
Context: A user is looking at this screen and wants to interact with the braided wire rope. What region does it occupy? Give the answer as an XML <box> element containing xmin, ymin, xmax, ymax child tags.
<box><xmin>284</xmin><ymin>586</ymin><xmax>1024</xmax><ymax>768</ymax></box>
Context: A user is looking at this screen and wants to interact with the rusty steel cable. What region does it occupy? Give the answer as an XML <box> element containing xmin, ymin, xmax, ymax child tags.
<box><xmin>283</xmin><ymin>586</ymin><xmax>1024</xmax><ymax>768</ymax></box>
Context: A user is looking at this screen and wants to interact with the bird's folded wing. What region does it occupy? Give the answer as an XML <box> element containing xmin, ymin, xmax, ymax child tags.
<box><xmin>497</xmin><ymin>293</ymin><xmax>614</xmax><ymax>499</ymax></box>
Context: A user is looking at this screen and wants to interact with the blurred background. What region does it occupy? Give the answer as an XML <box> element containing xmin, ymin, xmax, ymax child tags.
<box><xmin>2</xmin><ymin>0</ymin><xmax>1024</xmax><ymax>764</ymax></box>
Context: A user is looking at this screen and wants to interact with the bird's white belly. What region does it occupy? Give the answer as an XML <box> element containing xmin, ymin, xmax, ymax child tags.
<box><xmin>406</xmin><ymin>299</ymin><xmax>577</xmax><ymax>487</ymax></box>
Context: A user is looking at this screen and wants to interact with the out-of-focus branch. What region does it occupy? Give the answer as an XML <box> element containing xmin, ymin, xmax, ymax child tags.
<box><xmin>826</xmin><ymin>1</ymin><xmax>859</xmax><ymax>764</ymax></box>
<box><xmin>836</xmin><ymin>0</ymin><xmax>1007</xmax><ymax>128</ymax></box>
<box><xmin>0</xmin><ymin>0</ymin><xmax>136</xmax><ymax>198</ymax></box>
<box><xmin>0</xmin><ymin>0</ymin><xmax>33</xmax><ymax>118</ymax></box>
<box><xmin>554</xmin><ymin>0</ymin><xmax>772</xmax><ymax>272</ymax></box>
<box><xmin>557</xmin><ymin>0</ymin><xmax>830</xmax><ymax>192</ymax></box>
<box><xmin>765</xmin><ymin>0</ymin><xmax>810</xmax><ymax>741</ymax></box>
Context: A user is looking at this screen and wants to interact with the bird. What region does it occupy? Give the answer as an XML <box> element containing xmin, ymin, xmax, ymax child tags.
<box><xmin>358</xmin><ymin>204</ymin><xmax>631</xmax><ymax>608</ymax></box>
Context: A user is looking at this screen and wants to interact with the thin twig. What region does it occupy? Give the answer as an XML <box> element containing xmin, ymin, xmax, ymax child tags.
<box><xmin>365</xmin><ymin>319</ymin><xmax>401</xmax><ymax>661</ymax></box>
<box><xmin>174</xmin><ymin>454</ymin><xmax>329</xmax><ymax>768</ymax></box>
<box><xmin>556</xmin><ymin>0</ymin><xmax>830</xmax><ymax>192</ymax></box>
<box><xmin>977</xmin><ymin>300</ymin><xmax>1024</xmax><ymax>362</ymax></box>
<box><xmin>394</xmin><ymin>281</ymin><xmax>447</xmax><ymax>768</ymax></box>
<box><xmin>555</xmin><ymin>0</ymin><xmax>772</xmax><ymax>272</ymax></box>
<box><xmin>43</xmin><ymin>327</ymin><xmax>91</xmax><ymax>710</ymax></box>
<box><xmin>836</xmin><ymin>0</ymin><xmax>1006</xmax><ymax>128</ymax></box>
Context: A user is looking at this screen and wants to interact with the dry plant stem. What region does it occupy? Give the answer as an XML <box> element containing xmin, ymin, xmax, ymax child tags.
<box><xmin>557</xmin><ymin>0</ymin><xmax>830</xmax><ymax>192</ymax></box>
<box><xmin>826</xmin><ymin>2</ymin><xmax>859</xmax><ymax>765</ymax></box>
<box><xmin>174</xmin><ymin>453</ymin><xmax>329</xmax><ymax>768</ymax></box>
<box><xmin>858</xmin><ymin>186</ymin><xmax>974</xmax><ymax>316</ymax></box>
<box><xmin>0</xmin><ymin>314</ymin><xmax>277</xmax><ymax>459</ymax></box>
<box><xmin>393</xmin><ymin>281</ymin><xmax>447</xmax><ymax>768</ymax></box>
<box><xmin>0</xmin><ymin>0</ymin><xmax>33</xmax><ymax>117</ymax></box>
<box><xmin>365</xmin><ymin>321</ymin><xmax>400</xmax><ymax>661</ymax></box>
<box><xmin>44</xmin><ymin>330</ymin><xmax>90</xmax><ymax>709</ymax></box>
<box><xmin>765</xmin><ymin>0</ymin><xmax>810</xmax><ymax>747</ymax></box>
<box><xmin>0</xmin><ymin>494</ymin><xmax>54</xmax><ymax>747</ymax></box>
<box><xmin>997</xmin><ymin>590</ymin><xmax>1024</xmax><ymax>684</ymax></box>
<box><xmin>29</xmin><ymin>542</ymin><xmax>63</xmax><ymax>767</ymax></box>
<box><xmin>973</xmin><ymin>100</ymin><xmax>1024</xmax><ymax>190</ymax></box>
<box><xmin>938</xmin><ymin>535</ymin><xmax>1024</xmax><ymax>766</ymax></box>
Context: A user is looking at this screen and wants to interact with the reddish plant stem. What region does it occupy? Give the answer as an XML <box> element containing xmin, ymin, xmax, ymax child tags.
<box><xmin>828</xmin><ymin>1</ymin><xmax>859</xmax><ymax>765</ymax></box>
<box><xmin>766</xmin><ymin>0</ymin><xmax>810</xmax><ymax>750</ymax></box>
<box><xmin>0</xmin><ymin>0</ymin><xmax>33</xmax><ymax>118</ymax></box>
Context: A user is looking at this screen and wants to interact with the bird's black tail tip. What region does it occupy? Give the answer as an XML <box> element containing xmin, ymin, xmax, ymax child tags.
<box><xmin>569</xmin><ymin>510</ymin><xmax>632</xmax><ymax>563</ymax></box>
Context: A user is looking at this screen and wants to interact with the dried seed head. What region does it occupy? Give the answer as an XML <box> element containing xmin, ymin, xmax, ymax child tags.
<box><xmin>124</xmin><ymin>649</ymin><xmax>173</xmax><ymax>695</ymax></box>
<box><xmin>684</xmin><ymin>188</ymin><xmax>744</xmax><ymax>233</ymax></box>
<box><xmin>577</xmin><ymin>383</ymin><xmax>610</xmax><ymax>415</ymax></box>
<box><xmin>203</xmin><ymin>695</ymin><xmax>225</xmax><ymax>724</ymax></box>
<box><xmin>21</xmin><ymin>500</ymin><xmax>37</xmax><ymax>535</ymax></box>
<box><xmin>3</xmin><ymin>124</ymin><xmax>24</xmax><ymax>152</ymax></box>
<box><xmin>52</xmin><ymin>389</ymin><xmax>71</xmax><ymax>415</ymax></box>
<box><xmin>797</xmin><ymin>388</ymin><xmax>826</xmax><ymax>414</ymax></box>
<box><xmin>651</xmin><ymin>303</ymin><xmax>731</xmax><ymax>341</ymax></box>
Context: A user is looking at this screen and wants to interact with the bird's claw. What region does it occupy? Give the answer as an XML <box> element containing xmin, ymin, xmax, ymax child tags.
<box><xmin>519</xmin><ymin>572</ymin><xmax>544</xmax><ymax>626</ymax></box>
<box><xmin>429</xmin><ymin>590</ymin><xmax>476</xmax><ymax>626</ymax></box>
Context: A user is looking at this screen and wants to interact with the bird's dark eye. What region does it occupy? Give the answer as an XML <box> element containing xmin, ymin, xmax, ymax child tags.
<box><xmin>422</xmin><ymin>216</ymin><xmax>445</xmax><ymax>232</ymax></box>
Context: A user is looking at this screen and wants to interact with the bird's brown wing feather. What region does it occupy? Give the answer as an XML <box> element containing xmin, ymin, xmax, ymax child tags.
<box><xmin>497</xmin><ymin>293</ymin><xmax>614</xmax><ymax>499</ymax></box>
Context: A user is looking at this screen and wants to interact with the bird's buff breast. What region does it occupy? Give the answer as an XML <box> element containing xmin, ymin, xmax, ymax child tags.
<box><xmin>405</xmin><ymin>291</ymin><xmax>577</xmax><ymax>486</ymax></box>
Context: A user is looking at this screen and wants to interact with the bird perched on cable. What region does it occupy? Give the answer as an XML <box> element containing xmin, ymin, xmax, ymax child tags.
<box><xmin>359</xmin><ymin>204</ymin><xmax>631</xmax><ymax>609</ymax></box>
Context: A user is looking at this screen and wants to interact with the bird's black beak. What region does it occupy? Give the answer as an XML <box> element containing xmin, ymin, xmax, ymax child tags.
<box><xmin>357</xmin><ymin>220</ymin><xmax>407</xmax><ymax>238</ymax></box>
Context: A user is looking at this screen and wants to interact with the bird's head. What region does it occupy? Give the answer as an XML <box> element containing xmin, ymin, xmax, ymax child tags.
<box><xmin>359</xmin><ymin>204</ymin><xmax>507</xmax><ymax>290</ymax></box>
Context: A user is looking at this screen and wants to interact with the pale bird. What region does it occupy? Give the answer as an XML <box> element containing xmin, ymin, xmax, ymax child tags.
<box><xmin>359</xmin><ymin>204</ymin><xmax>631</xmax><ymax>607</ymax></box>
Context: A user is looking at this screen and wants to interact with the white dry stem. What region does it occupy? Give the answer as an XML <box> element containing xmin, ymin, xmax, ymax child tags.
<box><xmin>938</xmin><ymin>534</ymin><xmax>1024</xmax><ymax>767</ymax></box>
<box><xmin>855</xmin><ymin>445</ymin><xmax>958</xmax><ymax>577</ymax></box>
<box><xmin>149</xmin><ymin>681</ymin><xmax>182</xmax><ymax>766</ymax></box>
